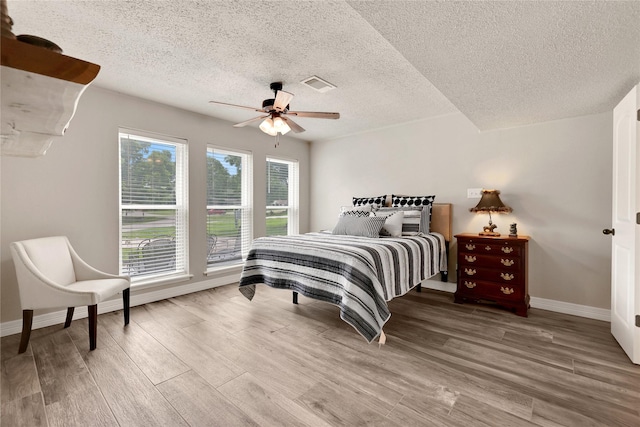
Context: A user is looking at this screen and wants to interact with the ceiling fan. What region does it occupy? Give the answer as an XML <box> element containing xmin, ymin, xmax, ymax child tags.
<box><xmin>209</xmin><ymin>82</ymin><xmax>340</xmax><ymax>136</ymax></box>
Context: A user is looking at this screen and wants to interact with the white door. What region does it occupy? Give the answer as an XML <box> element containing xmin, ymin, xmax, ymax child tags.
<box><xmin>609</xmin><ymin>84</ymin><xmax>639</xmax><ymax>364</ymax></box>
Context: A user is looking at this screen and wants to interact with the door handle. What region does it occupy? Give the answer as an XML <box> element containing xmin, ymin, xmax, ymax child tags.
<box><xmin>603</xmin><ymin>228</ymin><xmax>615</xmax><ymax>236</ymax></box>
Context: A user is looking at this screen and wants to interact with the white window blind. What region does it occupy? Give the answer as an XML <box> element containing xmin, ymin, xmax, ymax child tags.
<box><xmin>266</xmin><ymin>157</ymin><xmax>299</xmax><ymax>237</ymax></box>
<box><xmin>206</xmin><ymin>146</ymin><xmax>252</xmax><ymax>268</ymax></box>
<box><xmin>119</xmin><ymin>130</ymin><xmax>189</xmax><ymax>282</ymax></box>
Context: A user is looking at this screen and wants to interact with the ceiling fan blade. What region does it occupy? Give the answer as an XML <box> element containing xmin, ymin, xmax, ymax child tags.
<box><xmin>233</xmin><ymin>115</ymin><xmax>269</xmax><ymax>128</ymax></box>
<box><xmin>209</xmin><ymin>100</ymin><xmax>263</xmax><ymax>113</ymax></box>
<box><xmin>286</xmin><ymin>111</ymin><xmax>340</xmax><ymax>119</ymax></box>
<box><xmin>281</xmin><ymin>116</ymin><xmax>305</xmax><ymax>133</ymax></box>
<box><xmin>274</xmin><ymin>90</ymin><xmax>294</xmax><ymax>112</ymax></box>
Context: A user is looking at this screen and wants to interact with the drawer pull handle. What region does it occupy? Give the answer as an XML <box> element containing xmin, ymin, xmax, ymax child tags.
<box><xmin>464</xmin><ymin>281</ymin><xmax>476</xmax><ymax>289</ymax></box>
<box><xmin>500</xmin><ymin>287</ymin><xmax>514</xmax><ymax>295</ymax></box>
<box><xmin>465</xmin><ymin>255</ymin><xmax>477</xmax><ymax>262</ymax></box>
<box><xmin>464</xmin><ymin>268</ymin><xmax>477</xmax><ymax>276</ymax></box>
<box><xmin>465</xmin><ymin>244</ymin><xmax>476</xmax><ymax>250</ymax></box>
<box><xmin>501</xmin><ymin>259</ymin><xmax>515</xmax><ymax>267</ymax></box>
<box><xmin>500</xmin><ymin>273</ymin><xmax>515</xmax><ymax>281</ymax></box>
<box><xmin>501</xmin><ymin>247</ymin><xmax>514</xmax><ymax>254</ymax></box>
<box><xmin>485</xmin><ymin>246</ymin><xmax>492</xmax><ymax>251</ymax></box>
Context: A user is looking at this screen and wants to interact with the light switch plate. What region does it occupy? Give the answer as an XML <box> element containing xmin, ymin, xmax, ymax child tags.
<box><xmin>467</xmin><ymin>188</ymin><xmax>483</xmax><ymax>198</ymax></box>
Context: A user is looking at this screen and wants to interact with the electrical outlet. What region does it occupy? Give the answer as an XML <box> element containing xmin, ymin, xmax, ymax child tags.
<box><xmin>467</xmin><ymin>188</ymin><xmax>483</xmax><ymax>198</ymax></box>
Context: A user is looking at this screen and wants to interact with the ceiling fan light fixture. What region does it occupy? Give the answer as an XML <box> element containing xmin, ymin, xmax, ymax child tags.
<box><xmin>259</xmin><ymin>117</ymin><xmax>277</xmax><ymax>136</ymax></box>
<box><xmin>273</xmin><ymin>116</ymin><xmax>290</xmax><ymax>135</ymax></box>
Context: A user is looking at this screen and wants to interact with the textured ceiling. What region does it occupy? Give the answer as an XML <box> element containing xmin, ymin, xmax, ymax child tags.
<box><xmin>6</xmin><ymin>1</ymin><xmax>640</xmax><ymax>141</ymax></box>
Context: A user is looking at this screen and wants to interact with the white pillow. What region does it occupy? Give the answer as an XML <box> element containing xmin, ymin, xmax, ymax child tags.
<box><xmin>382</xmin><ymin>211</ymin><xmax>404</xmax><ymax>237</ymax></box>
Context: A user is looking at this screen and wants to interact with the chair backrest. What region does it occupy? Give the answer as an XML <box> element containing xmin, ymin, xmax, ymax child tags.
<box><xmin>13</xmin><ymin>236</ymin><xmax>76</xmax><ymax>286</ymax></box>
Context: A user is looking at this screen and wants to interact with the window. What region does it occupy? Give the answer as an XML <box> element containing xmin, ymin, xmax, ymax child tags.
<box><xmin>266</xmin><ymin>157</ymin><xmax>299</xmax><ymax>236</ymax></box>
<box><xmin>206</xmin><ymin>147</ymin><xmax>252</xmax><ymax>268</ymax></box>
<box><xmin>119</xmin><ymin>130</ymin><xmax>189</xmax><ymax>282</ymax></box>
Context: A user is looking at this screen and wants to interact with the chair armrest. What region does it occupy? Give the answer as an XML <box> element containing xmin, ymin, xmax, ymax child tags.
<box><xmin>11</xmin><ymin>243</ymin><xmax>95</xmax><ymax>309</ymax></box>
<box><xmin>67</xmin><ymin>242</ymin><xmax>130</xmax><ymax>283</ymax></box>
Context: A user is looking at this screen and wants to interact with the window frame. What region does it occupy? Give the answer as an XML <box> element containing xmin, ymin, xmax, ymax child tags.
<box><xmin>205</xmin><ymin>145</ymin><xmax>253</xmax><ymax>271</ymax></box>
<box><xmin>266</xmin><ymin>156</ymin><xmax>299</xmax><ymax>237</ymax></box>
<box><xmin>118</xmin><ymin>129</ymin><xmax>190</xmax><ymax>286</ymax></box>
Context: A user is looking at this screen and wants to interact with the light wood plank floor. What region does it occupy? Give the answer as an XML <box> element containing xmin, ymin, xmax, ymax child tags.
<box><xmin>2</xmin><ymin>284</ymin><xmax>639</xmax><ymax>426</ymax></box>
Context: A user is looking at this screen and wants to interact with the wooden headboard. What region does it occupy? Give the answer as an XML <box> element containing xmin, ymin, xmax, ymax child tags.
<box><xmin>431</xmin><ymin>203</ymin><xmax>452</xmax><ymax>242</ymax></box>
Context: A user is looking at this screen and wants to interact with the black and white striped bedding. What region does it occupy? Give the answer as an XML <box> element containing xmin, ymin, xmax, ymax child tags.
<box><xmin>239</xmin><ymin>232</ymin><xmax>447</xmax><ymax>343</ymax></box>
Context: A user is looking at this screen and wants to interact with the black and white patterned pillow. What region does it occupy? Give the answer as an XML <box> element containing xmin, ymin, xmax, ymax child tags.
<box><xmin>332</xmin><ymin>216</ymin><xmax>386</xmax><ymax>238</ymax></box>
<box><xmin>391</xmin><ymin>195</ymin><xmax>435</xmax><ymax>208</ymax></box>
<box><xmin>352</xmin><ymin>195</ymin><xmax>387</xmax><ymax>209</ymax></box>
<box><xmin>340</xmin><ymin>210</ymin><xmax>371</xmax><ymax>218</ymax></box>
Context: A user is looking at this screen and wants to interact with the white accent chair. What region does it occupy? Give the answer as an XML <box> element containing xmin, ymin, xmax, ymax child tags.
<box><xmin>10</xmin><ymin>236</ymin><xmax>130</xmax><ymax>353</ymax></box>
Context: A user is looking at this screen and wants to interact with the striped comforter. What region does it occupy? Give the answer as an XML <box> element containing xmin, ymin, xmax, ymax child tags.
<box><xmin>239</xmin><ymin>232</ymin><xmax>447</xmax><ymax>342</ymax></box>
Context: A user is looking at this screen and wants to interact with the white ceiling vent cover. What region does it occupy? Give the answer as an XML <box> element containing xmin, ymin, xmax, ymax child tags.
<box><xmin>300</xmin><ymin>76</ymin><xmax>336</xmax><ymax>93</ymax></box>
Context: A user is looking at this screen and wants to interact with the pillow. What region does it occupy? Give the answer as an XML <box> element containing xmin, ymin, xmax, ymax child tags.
<box><xmin>352</xmin><ymin>195</ymin><xmax>387</xmax><ymax>209</ymax></box>
<box><xmin>390</xmin><ymin>195</ymin><xmax>435</xmax><ymax>232</ymax></box>
<box><xmin>332</xmin><ymin>216</ymin><xmax>386</xmax><ymax>238</ymax></box>
<box><xmin>391</xmin><ymin>195</ymin><xmax>435</xmax><ymax>208</ymax></box>
<box><xmin>339</xmin><ymin>204</ymin><xmax>372</xmax><ymax>217</ymax></box>
<box><xmin>374</xmin><ymin>210</ymin><xmax>404</xmax><ymax>237</ymax></box>
<box><xmin>377</xmin><ymin>206</ymin><xmax>430</xmax><ymax>234</ymax></box>
<box><xmin>340</xmin><ymin>210</ymin><xmax>371</xmax><ymax>218</ymax></box>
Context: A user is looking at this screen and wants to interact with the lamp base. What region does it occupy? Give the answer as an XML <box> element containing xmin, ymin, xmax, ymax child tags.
<box><xmin>480</xmin><ymin>222</ymin><xmax>499</xmax><ymax>236</ymax></box>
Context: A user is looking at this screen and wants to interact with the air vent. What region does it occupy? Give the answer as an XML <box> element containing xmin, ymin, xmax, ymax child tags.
<box><xmin>300</xmin><ymin>75</ymin><xmax>336</xmax><ymax>93</ymax></box>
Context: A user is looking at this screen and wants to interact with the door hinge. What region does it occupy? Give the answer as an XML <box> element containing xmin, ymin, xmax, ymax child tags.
<box><xmin>637</xmin><ymin>109</ymin><xmax>640</xmax><ymax>121</ymax></box>
<box><xmin>636</xmin><ymin>315</ymin><xmax>640</xmax><ymax>327</ymax></box>
<box><xmin>637</xmin><ymin>212</ymin><xmax>640</xmax><ymax>224</ymax></box>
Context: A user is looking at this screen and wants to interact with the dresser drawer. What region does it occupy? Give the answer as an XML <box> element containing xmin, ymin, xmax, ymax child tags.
<box><xmin>459</xmin><ymin>240</ymin><xmax>522</xmax><ymax>257</ymax></box>
<box><xmin>458</xmin><ymin>265</ymin><xmax>524</xmax><ymax>284</ymax></box>
<box><xmin>458</xmin><ymin>253</ymin><xmax>521</xmax><ymax>270</ymax></box>
<box><xmin>457</xmin><ymin>279</ymin><xmax>524</xmax><ymax>302</ymax></box>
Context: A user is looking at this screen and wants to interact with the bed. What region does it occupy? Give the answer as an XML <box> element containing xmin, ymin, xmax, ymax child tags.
<box><xmin>239</xmin><ymin>203</ymin><xmax>452</xmax><ymax>343</ymax></box>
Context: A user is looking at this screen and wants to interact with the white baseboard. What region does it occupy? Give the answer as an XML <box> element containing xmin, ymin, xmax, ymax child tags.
<box><xmin>529</xmin><ymin>296</ymin><xmax>610</xmax><ymax>322</ymax></box>
<box><xmin>0</xmin><ymin>273</ymin><xmax>239</xmax><ymax>338</ymax></box>
<box><xmin>421</xmin><ymin>279</ymin><xmax>611</xmax><ymax>322</ymax></box>
<box><xmin>421</xmin><ymin>278</ymin><xmax>457</xmax><ymax>293</ymax></box>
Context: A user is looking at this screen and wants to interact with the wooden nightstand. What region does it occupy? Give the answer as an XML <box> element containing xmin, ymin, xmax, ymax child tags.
<box><xmin>454</xmin><ymin>233</ymin><xmax>530</xmax><ymax>316</ymax></box>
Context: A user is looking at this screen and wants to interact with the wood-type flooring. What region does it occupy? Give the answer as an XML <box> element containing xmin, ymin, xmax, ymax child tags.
<box><xmin>2</xmin><ymin>284</ymin><xmax>639</xmax><ymax>426</ymax></box>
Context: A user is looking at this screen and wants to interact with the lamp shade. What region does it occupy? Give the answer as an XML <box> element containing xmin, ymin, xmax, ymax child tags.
<box><xmin>470</xmin><ymin>189</ymin><xmax>512</xmax><ymax>236</ymax></box>
<box><xmin>259</xmin><ymin>117</ymin><xmax>278</xmax><ymax>136</ymax></box>
<box><xmin>469</xmin><ymin>189</ymin><xmax>512</xmax><ymax>213</ymax></box>
<box><xmin>273</xmin><ymin>116</ymin><xmax>291</xmax><ymax>135</ymax></box>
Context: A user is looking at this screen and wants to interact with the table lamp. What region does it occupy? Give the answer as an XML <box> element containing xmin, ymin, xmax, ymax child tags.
<box><xmin>470</xmin><ymin>189</ymin><xmax>512</xmax><ymax>236</ymax></box>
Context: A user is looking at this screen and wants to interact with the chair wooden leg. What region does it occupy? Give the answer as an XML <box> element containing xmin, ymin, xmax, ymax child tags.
<box><xmin>123</xmin><ymin>288</ymin><xmax>130</xmax><ymax>326</ymax></box>
<box><xmin>88</xmin><ymin>305</ymin><xmax>97</xmax><ymax>351</ymax></box>
<box><xmin>18</xmin><ymin>310</ymin><xmax>33</xmax><ymax>354</ymax></box>
<box><xmin>64</xmin><ymin>307</ymin><xmax>74</xmax><ymax>328</ymax></box>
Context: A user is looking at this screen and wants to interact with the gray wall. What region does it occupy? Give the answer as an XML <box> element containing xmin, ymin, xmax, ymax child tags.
<box><xmin>310</xmin><ymin>111</ymin><xmax>613</xmax><ymax>310</ymax></box>
<box><xmin>1</xmin><ymin>86</ymin><xmax>310</xmax><ymax>324</ymax></box>
<box><xmin>1</xmin><ymin>87</ymin><xmax>614</xmax><ymax>325</ymax></box>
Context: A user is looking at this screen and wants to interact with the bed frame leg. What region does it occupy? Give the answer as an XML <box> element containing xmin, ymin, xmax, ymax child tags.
<box><xmin>292</xmin><ymin>291</ymin><xmax>298</xmax><ymax>304</ymax></box>
<box><xmin>416</xmin><ymin>284</ymin><xmax>422</xmax><ymax>293</ymax></box>
<box><xmin>441</xmin><ymin>240</ymin><xmax>450</xmax><ymax>282</ymax></box>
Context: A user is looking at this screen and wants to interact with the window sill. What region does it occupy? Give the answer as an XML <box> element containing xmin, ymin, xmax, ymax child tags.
<box><xmin>130</xmin><ymin>273</ymin><xmax>194</xmax><ymax>291</ymax></box>
<box><xmin>204</xmin><ymin>263</ymin><xmax>243</xmax><ymax>277</ymax></box>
